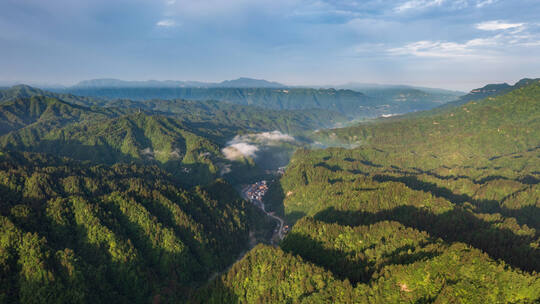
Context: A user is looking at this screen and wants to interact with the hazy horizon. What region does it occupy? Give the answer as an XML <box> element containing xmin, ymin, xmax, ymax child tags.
<box><xmin>0</xmin><ymin>76</ymin><xmax>536</xmax><ymax>92</ymax></box>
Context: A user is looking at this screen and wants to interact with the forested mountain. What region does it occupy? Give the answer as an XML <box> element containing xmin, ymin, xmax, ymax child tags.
<box><xmin>71</xmin><ymin>98</ymin><xmax>345</xmax><ymax>137</ymax></box>
<box><xmin>0</xmin><ymin>113</ymin><xmax>227</xmax><ymax>185</ymax></box>
<box><xmin>315</xmin><ymin>79</ymin><xmax>540</xmax><ymax>167</ymax></box>
<box><xmin>356</xmin><ymin>87</ymin><xmax>460</xmax><ymax>108</ymax></box>
<box><xmin>0</xmin><ymin>86</ymin><xmax>346</xmax><ymax>185</ymax></box>
<box><xmin>441</xmin><ymin>78</ymin><xmax>540</xmax><ymax>108</ymax></box>
<box><xmin>0</xmin><ymin>151</ymin><xmax>268</xmax><ymax>303</ymax></box>
<box><xmin>332</xmin><ymin>84</ymin><xmax>463</xmax><ymax>110</ymax></box>
<box><xmin>0</xmin><ymin>95</ymin><xmax>127</xmax><ymax>136</ymax></box>
<box><xmin>0</xmin><ymin>85</ymin><xmax>108</xmax><ymax>107</ymax></box>
<box><xmin>54</xmin><ymin>86</ymin><xmax>453</xmax><ymax>118</ymax></box>
<box><xmin>0</xmin><ymin>85</ymin><xmax>346</xmax><ymax>136</ymax></box>
<box><xmin>197</xmin><ymin>80</ymin><xmax>540</xmax><ymax>303</ymax></box>
<box><xmin>73</xmin><ymin>77</ymin><xmax>285</xmax><ymax>89</ymax></box>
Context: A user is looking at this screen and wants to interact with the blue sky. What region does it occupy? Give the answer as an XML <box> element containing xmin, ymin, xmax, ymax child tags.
<box><xmin>1</xmin><ymin>0</ymin><xmax>539</xmax><ymax>90</ymax></box>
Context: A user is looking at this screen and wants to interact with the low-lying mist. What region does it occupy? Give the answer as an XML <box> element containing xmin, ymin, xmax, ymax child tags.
<box><xmin>222</xmin><ymin>131</ymin><xmax>299</xmax><ymax>171</ymax></box>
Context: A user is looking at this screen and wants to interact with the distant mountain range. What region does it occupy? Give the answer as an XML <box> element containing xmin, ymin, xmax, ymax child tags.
<box><xmin>328</xmin><ymin>82</ymin><xmax>465</xmax><ymax>96</ymax></box>
<box><xmin>73</xmin><ymin>77</ymin><xmax>286</xmax><ymax>88</ymax></box>
<box><xmin>42</xmin><ymin>79</ymin><xmax>464</xmax><ymax>119</ymax></box>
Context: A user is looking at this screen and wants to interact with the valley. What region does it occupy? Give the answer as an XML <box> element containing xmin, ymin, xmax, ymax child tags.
<box><xmin>241</xmin><ymin>180</ymin><xmax>287</xmax><ymax>244</ymax></box>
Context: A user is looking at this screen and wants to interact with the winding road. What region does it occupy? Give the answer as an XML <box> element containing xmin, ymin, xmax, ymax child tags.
<box><xmin>207</xmin><ymin>184</ymin><xmax>287</xmax><ymax>283</ymax></box>
<box><xmin>241</xmin><ymin>185</ymin><xmax>286</xmax><ymax>242</ymax></box>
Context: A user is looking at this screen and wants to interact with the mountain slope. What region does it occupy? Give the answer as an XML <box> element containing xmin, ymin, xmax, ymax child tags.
<box><xmin>0</xmin><ymin>95</ymin><xmax>122</xmax><ymax>136</ymax></box>
<box><xmin>315</xmin><ymin>80</ymin><xmax>540</xmax><ymax>167</ymax></box>
<box><xmin>196</xmin><ymin>238</ymin><xmax>539</xmax><ymax>303</ymax></box>
<box><xmin>441</xmin><ymin>78</ymin><xmax>540</xmax><ymax>108</ymax></box>
<box><xmin>0</xmin><ymin>85</ymin><xmax>347</xmax><ymax>136</ymax></box>
<box><xmin>0</xmin><ymin>151</ymin><xmax>261</xmax><ymax>303</ymax></box>
<box><xmin>80</xmin><ymin>98</ymin><xmax>346</xmax><ymax>137</ymax></box>
<box><xmin>0</xmin><ymin>113</ymin><xmax>227</xmax><ymax>185</ymax></box>
<box><xmin>194</xmin><ymin>79</ymin><xmax>540</xmax><ymax>303</ymax></box>
<box><xmin>0</xmin><ymin>85</ymin><xmax>108</xmax><ymax>106</ymax></box>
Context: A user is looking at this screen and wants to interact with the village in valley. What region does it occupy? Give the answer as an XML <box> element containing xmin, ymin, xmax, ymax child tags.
<box><xmin>242</xmin><ymin>179</ymin><xmax>289</xmax><ymax>243</ymax></box>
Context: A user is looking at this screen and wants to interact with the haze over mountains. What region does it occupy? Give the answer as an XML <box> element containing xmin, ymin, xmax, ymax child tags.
<box><xmin>36</xmin><ymin>77</ymin><xmax>464</xmax><ymax>121</ymax></box>
<box><xmin>73</xmin><ymin>77</ymin><xmax>286</xmax><ymax>89</ymax></box>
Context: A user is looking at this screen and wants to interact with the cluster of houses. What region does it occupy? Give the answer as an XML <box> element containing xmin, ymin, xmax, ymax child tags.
<box><xmin>245</xmin><ymin>180</ymin><xmax>269</xmax><ymax>204</ymax></box>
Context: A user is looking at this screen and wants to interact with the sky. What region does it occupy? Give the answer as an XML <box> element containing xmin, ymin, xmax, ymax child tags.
<box><xmin>1</xmin><ymin>0</ymin><xmax>539</xmax><ymax>91</ymax></box>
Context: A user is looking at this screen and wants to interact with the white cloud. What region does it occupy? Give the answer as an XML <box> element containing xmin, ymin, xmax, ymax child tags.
<box><xmin>476</xmin><ymin>0</ymin><xmax>497</xmax><ymax>8</ymax></box>
<box><xmin>388</xmin><ymin>38</ymin><xmax>496</xmax><ymax>59</ymax></box>
<box><xmin>388</xmin><ymin>22</ymin><xmax>540</xmax><ymax>60</ymax></box>
<box><xmin>476</xmin><ymin>20</ymin><xmax>524</xmax><ymax>31</ymax></box>
<box><xmin>229</xmin><ymin>131</ymin><xmax>295</xmax><ymax>146</ymax></box>
<box><xmin>395</xmin><ymin>0</ymin><xmax>445</xmax><ymax>12</ymax></box>
<box><xmin>222</xmin><ymin>143</ymin><xmax>259</xmax><ymax>160</ymax></box>
<box><xmin>156</xmin><ymin>19</ymin><xmax>175</xmax><ymax>27</ymax></box>
<box><xmin>221</xmin><ymin>131</ymin><xmax>296</xmax><ymax>161</ymax></box>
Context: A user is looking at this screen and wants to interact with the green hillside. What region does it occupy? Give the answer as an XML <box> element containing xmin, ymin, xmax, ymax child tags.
<box><xmin>193</xmin><ymin>80</ymin><xmax>540</xmax><ymax>303</ymax></box>
<box><xmin>86</xmin><ymin>98</ymin><xmax>346</xmax><ymax>138</ymax></box>
<box><xmin>0</xmin><ymin>151</ymin><xmax>265</xmax><ymax>303</ymax></box>
<box><xmin>0</xmin><ymin>113</ymin><xmax>228</xmax><ymax>185</ymax></box>
<box><xmin>356</xmin><ymin>87</ymin><xmax>460</xmax><ymax>109</ymax></box>
<box><xmin>0</xmin><ymin>95</ymin><xmax>124</xmax><ymax>136</ymax></box>
<box><xmin>0</xmin><ymin>87</ymin><xmax>347</xmax><ymax>185</ymax></box>
<box><xmin>196</xmin><ymin>230</ymin><xmax>539</xmax><ymax>303</ymax></box>
<box><xmin>0</xmin><ymin>86</ymin><xmax>347</xmax><ymax>137</ymax></box>
<box><xmin>0</xmin><ymin>85</ymin><xmax>108</xmax><ymax>107</ymax></box>
<box><xmin>314</xmin><ymin>80</ymin><xmax>540</xmax><ymax>168</ymax></box>
<box><xmin>440</xmin><ymin>78</ymin><xmax>539</xmax><ymax>108</ymax></box>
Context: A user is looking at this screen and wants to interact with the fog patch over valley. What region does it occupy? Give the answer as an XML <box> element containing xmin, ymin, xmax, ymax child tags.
<box><xmin>221</xmin><ymin>130</ymin><xmax>302</xmax><ymax>174</ymax></box>
<box><xmin>222</xmin><ymin>131</ymin><xmax>296</xmax><ymax>161</ymax></box>
<box><xmin>222</xmin><ymin>142</ymin><xmax>259</xmax><ymax>160</ymax></box>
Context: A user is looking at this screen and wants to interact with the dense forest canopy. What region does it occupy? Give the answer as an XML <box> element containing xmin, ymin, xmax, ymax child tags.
<box><xmin>200</xmin><ymin>80</ymin><xmax>540</xmax><ymax>303</ymax></box>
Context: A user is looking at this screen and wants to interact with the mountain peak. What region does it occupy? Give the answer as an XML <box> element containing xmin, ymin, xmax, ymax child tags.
<box><xmin>217</xmin><ymin>77</ymin><xmax>285</xmax><ymax>88</ymax></box>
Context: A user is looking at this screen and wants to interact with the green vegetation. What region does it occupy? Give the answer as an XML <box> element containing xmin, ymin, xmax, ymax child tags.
<box><xmin>197</xmin><ymin>227</ymin><xmax>539</xmax><ymax>303</ymax></box>
<box><xmin>441</xmin><ymin>78</ymin><xmax>539</xmax><ymax>108</ymax></box>
<box><xmin>0</xmin><ymin>85</ymin><xmax>346</xmax><ymax>137</ymax></box>
<box><xmin>0</xmin><ymin>151</ymin><xmax>263</xmax><ymax>302</ymax></box>
<box><xmin>198</xmin><ymin>80</ymin><xmax>540</xmax><ymax>303</ymax></box>
<box><xmin>314</xmin><ymin>80</ymin><xmax>540</xmax><ymax>168</ymax></box>
<box><xmin>1</xmin><ymin>80</ymin><xmax>539</xmax><ymax>303</ymax></box>
<box><xmin>0</xmin><ymin>86</ymin><xmax>346</xmax><ymax>185</ymax></box>
<box><xmin>0</xmin><ymin>113</ymin><xmax>226</xmax><ymax>185</ymax></box>
<box><xmin>356</xmin><ymin>87</ymin><xmax>460</xmax><ymax>109</ymax></box>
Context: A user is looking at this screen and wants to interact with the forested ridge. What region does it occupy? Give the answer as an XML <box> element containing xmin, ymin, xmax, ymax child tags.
<box><xmin>0</xmin><ymin>86</ymin><xmax>346</xmax><ymax>186</ymax></box>
<box><xmin>198</xmin><ymin>80</ymin><xmax>540</xmax><ymax>303</ymax></box>
<box><xmin>0</xmin><ymin>151</ymin><xmax>268</xmax><ymax>302</ymax></box>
